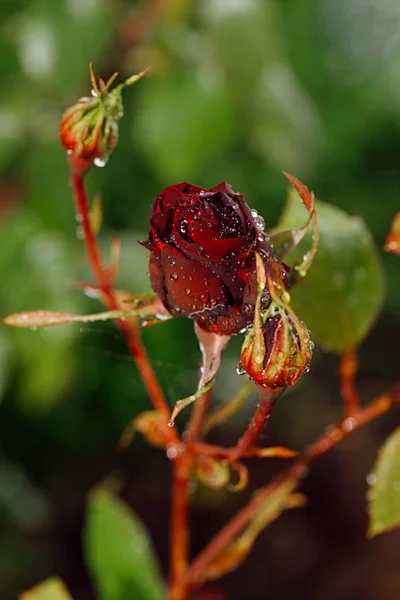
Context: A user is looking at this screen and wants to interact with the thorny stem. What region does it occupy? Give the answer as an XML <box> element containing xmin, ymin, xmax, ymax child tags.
<box><xmin>185</xmin><ymin>381</ymin><xmax>400</xmax><ymax>593</ymax></box>
<box><xmin>340</xmin><ymin>349</ymin><xmax>360</xmax><ymax>418</ymax></box>
<box><xmin>70</xmin><ymin>169</ymin><xmax>177</xmax><ymax>445</ymax></box>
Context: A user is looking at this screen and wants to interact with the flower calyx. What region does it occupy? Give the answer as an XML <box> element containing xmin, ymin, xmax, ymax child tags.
<box><xmin>60</xmin><ymin>63</ymin><xmax>150</xmax><ymax>172</ymax></box>
<box><xmin>240</xmin><ymin>252</ymin><xmax>312</xmax><ymax>388</ymax></box>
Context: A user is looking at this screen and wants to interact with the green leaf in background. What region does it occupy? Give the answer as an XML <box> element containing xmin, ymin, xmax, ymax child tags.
<box><xmin>368</xmin><ymin>427</ymin><xmax>400</xmax><ymax>537</ymax></box>
<box><xmin>84</xmin><ymin>487</ymin><xmax>165</xmax><ymax>600</ymax></box>
<box><xmin>275</xmin><ymin>189</ymin><xmax>385</xmax><ymax>354</ymax></box>
<box><xmin>134</xmin><ymin>75</ymin><xmax>236</xmax><ymax>182</ymax></box>
<box><xmin>19</xmin><ymin>577</ymin><xmax>73</xmax><ymax>600</ymax></box>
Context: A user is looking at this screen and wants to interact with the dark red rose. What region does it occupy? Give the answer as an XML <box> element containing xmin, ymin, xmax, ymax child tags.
<box><xmin>141</xmin><ymin>182</ymin><xmax>283</xmax><ymax>336</ymax></box>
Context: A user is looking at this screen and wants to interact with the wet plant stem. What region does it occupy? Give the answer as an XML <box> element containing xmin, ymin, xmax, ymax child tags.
<box><xmin>168</xmin><ymin>388</ymin><xmax>214</xmax><ymax>600</ymax></box>
<box><xmin>228</xmin><ymin>386</ymin><xmax>285</xmax><ymax>463</ymax></box>
<box><xmin>340</xmin><ymin>349</ymin><xmax>360</xmax><ymax>418</ymax></box>
<box><xmin>185</xmin><ymin>381</ymin><xmax>400</xmax><ymax>593</ymax></box>
<box><xmin>70</xmin><ymin>169</ymin><xmax>177</xmax><ymax>445</ymax></box>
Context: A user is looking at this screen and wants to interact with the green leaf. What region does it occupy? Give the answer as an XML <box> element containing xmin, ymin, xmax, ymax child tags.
<box><xmin>84</xmin><ymin>487</ymin><xmax>165</xmax><ymax>600</ymax></box>
<box><xmin>133</xmin><ymin>75</ymin><xmax>236</xmax><ymax>182</ymax></box>
<box><xmin>19</xmin><ymin>577</ymin><xmax>73</xmax><ymax>600</ymax></box>
<box><xmin>276</xmin><ymin>190</ymin><xmax>385</xmax><ymax>354</ymax></box>
<box><xmin>368</xmin><ymin>428</ymin><xmax>400</xmax><ymax>537</ymax></box>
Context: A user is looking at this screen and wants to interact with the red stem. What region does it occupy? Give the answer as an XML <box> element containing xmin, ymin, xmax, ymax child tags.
<box><xmin>70</xmin><ymin>170</ymin><xmax>177</xmax><ymax>443</ymax></box>
<box><xmin>185</xmin><ymin>382</ymin><xmax>400</xmax><ymax>592</ymax></box>
<box><xmin>228</xmin><ymin>386</ymin><xmax>284</xmax><ymax>463</ymax></box>
<box><xmin>340</xmin><ymin>349</ymin><xmax>360</xmax><ymax>418</ymax></box>
<box><xmin>168</xmin><ymin>389</ymin><xmax>214</xmax><ymax>600</ymax></box>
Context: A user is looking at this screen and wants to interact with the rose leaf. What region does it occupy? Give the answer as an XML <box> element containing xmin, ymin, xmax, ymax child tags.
<box><xmin>84</xmin><ymin>487</ymin><xmax>165</xmax><ymax>600</ymax></box>
<box><xmin>368</xmin><ymin>427</ymin><xmax>400</xmax><ymax>537</ymax></box>
<box><xmin>275</xmin><ymin>189</ymin><xmax>385</xmax><ymax>354</ymax></box>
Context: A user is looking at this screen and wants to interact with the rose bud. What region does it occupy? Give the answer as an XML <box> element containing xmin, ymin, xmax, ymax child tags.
<box><xmin>60</xmin><ymin>64</ymin><xmax>149</xmax><ymax>168</ymax></box>
<box><xmin>140</xmin><ymin>182</ymin><xmax>284</xmax><ymax>336</ymax></box>
<box><xmin>240</xmin><ymin>253</ymin><xmax>312</xmax><ymax>388</ymax></box>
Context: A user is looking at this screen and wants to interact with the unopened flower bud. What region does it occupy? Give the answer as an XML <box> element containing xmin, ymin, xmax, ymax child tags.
<box><xmin>60</xmin><ymin>64</ymin><xmax>149</xmax><ymax>168</ymax></box>
<box><xmin>240</xmin><ymin>254</ymin><xmax>312</xmax><ymax>388</ymax></box>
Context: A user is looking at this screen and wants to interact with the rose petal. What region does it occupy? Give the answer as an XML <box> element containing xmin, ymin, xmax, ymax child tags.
<box><xmin>157</xmin><ymin>246</ymin><xmax>229</xmax><ymax>317</ymax></box>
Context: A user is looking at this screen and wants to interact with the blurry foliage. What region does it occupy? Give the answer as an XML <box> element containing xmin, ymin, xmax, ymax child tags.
<box><xmin>19</xmin><ymin>577</ymin><xmax>73</xmax><ymax>600</ymax></box>
<box><xmin>84</xmin><ymin>486</ymin><xmax>165</xmax><ymax>600</ymax></box>
<box><xmin>1</xmin><ymin>0</ymin><xmax>400</xmax><ymax>599</ymax></box>
<box><xmin>368</xmin><ymin>427</ymin><xmax>400</xmax><ymax>538</ymax></box>
<box><xmin>277</xmin><ymin>189</ymin><xmax>385</xmax><ymax>353</ymax></box>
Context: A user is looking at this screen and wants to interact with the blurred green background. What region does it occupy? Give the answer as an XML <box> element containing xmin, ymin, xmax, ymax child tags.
<box><xmin>1</xmin><ymin>1</ymin><xmax>400</xmax><ymax>599</ymax></box>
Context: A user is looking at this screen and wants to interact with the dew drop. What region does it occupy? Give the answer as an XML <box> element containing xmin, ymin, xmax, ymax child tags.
<box><xmin>342</xmin><ymin>417</ymin><xmax>356</xmax><ymax>432</ymax></box>
<box><xmin>200</xmin><ymin>292</ymin><xmax>208</xmax><ymax>303</ymax></box>
<box><xmin>185</xmin><ymin>288</ymin><xmax>191</xmax><ymax>294</ymax></box>
<box><xmin>210</xmin><ymin>297</ymin><xmax>217</xmax><ymax>307</ymax></box>
<box><xmin>236</xmin><ymin>362</ymin><xmax>246</xmax><ymax>376</ymax></box>
<box><xmin>180</xmin><ymin>220</ymin><xmax>188</xmax><ymax>233</ymax></box>
<box><xmin>84</xmin><ymin>287</ymin><xmax>101</xmax><ymax>299</ymax></box>
<box><xmin>166</xmin><ymin>445</ymin><xmax>178</xmax><ymax>459</ymax></box>
<box><xmin>94</xmin><ymin>156</ymin><xmax>107</xmax><ymax>168</ymax></box>
<box><xmin>253</xmin><ymin>213</ymin><xmax>265</xmax><ymax>232</ymax></box>
<box><xmin>170</xmin><ymin>273</ymin><xmax>178</xmax><ymax>280</ymax></box>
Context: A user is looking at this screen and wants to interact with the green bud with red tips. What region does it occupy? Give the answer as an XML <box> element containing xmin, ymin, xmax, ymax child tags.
<box><xmin>60</xmin><ymin>64</ymin><xmax>150</xmax><ymax>171</ymax></box>
<box><xmin>240</xmin><ymin>253</ymin><xmax>312</xmax><ymax>389</ymax></box>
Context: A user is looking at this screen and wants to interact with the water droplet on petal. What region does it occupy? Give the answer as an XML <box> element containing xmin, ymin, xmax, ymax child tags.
<box><xmin>200</xmin><ymin>292</ymin><xmax>208</xmax><ymax>303</ymax></box>
<box><xmin>185</xmin><ymin>288</ymin><xmax>191</xmax><ymax>294</ymax></box>
<box><xmin>170</xmin><ymin>273</ymin><xmax>178</xmax><ymax>280</ymax></box>
<box><xmin>236</xmin><ymin>362</ymin><xmax>246</xmax><ymax>375</ymax></box>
